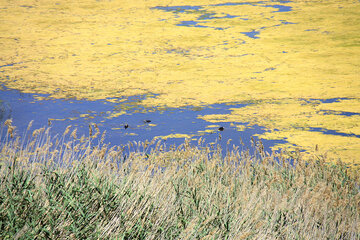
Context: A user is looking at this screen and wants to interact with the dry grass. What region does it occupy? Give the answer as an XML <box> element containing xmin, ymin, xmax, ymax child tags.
<box><xmin>0</xmin><ymin>121</ymin><xmax>359</xmax><ymax>239</ymax></box>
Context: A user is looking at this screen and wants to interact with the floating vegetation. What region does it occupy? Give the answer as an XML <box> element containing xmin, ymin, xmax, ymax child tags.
<box><xmin>0</xmin><ymin>0</ymin><xmax>359</xmax><ymax>163</ymax></box>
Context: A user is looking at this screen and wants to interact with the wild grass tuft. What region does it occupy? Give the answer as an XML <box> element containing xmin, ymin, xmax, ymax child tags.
<box><xmin>0</xmin><ymin>123</ymin><xmax>359</xmax><ymax>239</ymax></box>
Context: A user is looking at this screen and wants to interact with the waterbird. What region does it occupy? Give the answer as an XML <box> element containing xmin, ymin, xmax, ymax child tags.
<box><xmin>144</xmin><ymin>120</ymin><xmax>151</xmax><ymax>123</ymax></box>
<box><xmin>218</xmin><ymin>126</ymin><xmax>224</xmax><ymax>131</ymax></box>
<box><xmin>124</xmin><ymin>124</ymin><xmax>129</xmax><ymax>129</ymax></box>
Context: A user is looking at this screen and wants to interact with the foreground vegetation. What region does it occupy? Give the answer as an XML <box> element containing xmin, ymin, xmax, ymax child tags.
<box><xmin>0</xmin><ymin>121</ymin><xmax>359</xmax><ymax>239</ymax></box>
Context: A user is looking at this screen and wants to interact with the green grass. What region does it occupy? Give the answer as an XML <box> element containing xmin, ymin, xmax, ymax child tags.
<box><xmin>0</xmin><ymin>121</ymin><xmax>359</xmax><ymax>239</ymax></box>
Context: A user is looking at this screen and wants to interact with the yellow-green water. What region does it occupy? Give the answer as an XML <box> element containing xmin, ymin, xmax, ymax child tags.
<box><xmin>0</xmin><ymin>0</ymin><xmax>359</xmax><ymax>163</ymax></box>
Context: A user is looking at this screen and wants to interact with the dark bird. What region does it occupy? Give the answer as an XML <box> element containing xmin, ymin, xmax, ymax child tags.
<box><xmin>218</xmin><ymin>126</ymin><xmax>224</xmax><ymax>131</ymax></box>
<box><xmin>124</xmin><ymin>124</ymin><xmax>129</xmax><ymax>129</ymax></box>
<box><xmin>144</xmin><ymin>120</ymin><xmax>151</xmax><ymax>123</ymax></box>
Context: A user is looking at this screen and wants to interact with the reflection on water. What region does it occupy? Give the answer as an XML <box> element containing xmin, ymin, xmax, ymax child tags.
<box><xmin>0</xmin><ymin>87</ymin><xmax>286</xmax><ymax>153</ymax></box>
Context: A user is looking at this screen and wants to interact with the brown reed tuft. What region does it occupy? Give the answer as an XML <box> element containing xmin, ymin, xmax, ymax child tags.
<box><xmin>27</xmin><ymin>120</ymin><xmax>34</xmax><ymax>131</ymax></box>
<box><xmin>93</xmin><ymin>123</ymin><xmax>100</xmax><ymax>138</ymax></box>
<box><xmin>89</xmin><ymin>124</ymin><xmax>93</xmax><ymax>137</ymax></box>
<box><xmin>4</xmin><ymin>119</ymin><xmax>16</xmax><ymax>138</ymax></box>
<box><xmin>0</xmin><ymin>123</ymin><xmax>358</xmax><ymax>239</ymax></box>
<box><xmin>70</xmin><ymin>128</ymin><xmax>77</xmax><ymax>139</ymax></box>
<box><xmin>63</xmin><ymin>125</ymin><xmax>72</xmax><ymax>136</ymax></box>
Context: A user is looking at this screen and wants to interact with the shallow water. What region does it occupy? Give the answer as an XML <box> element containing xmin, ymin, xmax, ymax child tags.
<box><xmin>0</xmin><ymin>0</ymin><xmax>359</xmax><ymax>163</ymax></box>
<box><xmin>0</xmin><ymin>87</ymin><xmax>286</xmax><ymax>153</ymax></box>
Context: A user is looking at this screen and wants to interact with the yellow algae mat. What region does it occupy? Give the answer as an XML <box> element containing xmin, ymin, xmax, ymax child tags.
<box><xmin>0</xmin><ymin>0</ymin><xmax>359</xmax><ymax>163</ymax></box>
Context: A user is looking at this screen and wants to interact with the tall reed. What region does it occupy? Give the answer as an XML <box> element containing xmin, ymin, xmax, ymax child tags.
<box><xmin>0</xmin><ymin>122</ymin><xmax>359</xmax><ymax>239</ymax></box>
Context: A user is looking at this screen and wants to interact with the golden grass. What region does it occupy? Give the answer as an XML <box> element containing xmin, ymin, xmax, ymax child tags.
<box><xmin>0</xmin><ymin>121</ymin><xmax>359</xmax><ymax>239</ymax></box>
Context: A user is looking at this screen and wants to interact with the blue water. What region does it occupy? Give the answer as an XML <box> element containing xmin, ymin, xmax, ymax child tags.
<box><xmin>211</xmin><ymin>1</ymin><xmax>292</xmax><ymax>13</ymax></box>
<box><xmin>320</xmin><ymin>110</ymin><xmax>360</xmax><ymax>117</ymax></box>
<box><xmin>1</xmin><ymin>1</ymin><xmax>298</xmax><ymax>155</ymax></box>
<box><xmin>309</xmin><ymin>127</ymin><xmax>360</xmax><ymax>139</ymax></box>
<box><xmin>0</xmin><ymin>63</ymin><xmax>18</xmax><ymax>68</ymax></box>
<box><xmin>241</xmin><ymin>30</ymin><xmax>260</xmax><ymax>39</ymax></box>
<box><xmin>152</xmin><ymin>6</ymin><xmax>203</xmax><ymax>13</ymax></box>
<box><xmin>279</xmin><ymin>20</ymin><xmax>295</xmax><ymax>24</ymax></box>
<box><xmin>0</xmin><ymin>62</ymin><xmax>23</xmax><ymax>70</ymax></box>
<box><xmin>177</xmin><ymin>21</ymin><xmax>209</xmax><ymax>28</ymax></box>
<box><xmin>198</xmin><ymin>13</ymin><xmax>240</xmax><ymax>20</ymax></box>
<box><xmin>153</xmin><ymin>1</ymin><xmax>294</xmax><ymax>39</ymax></box>
<box><xmin>0</xmin><ymin>87</ymin><xmax>286</xmax><ymax>154</ymax></box>
<box><xmin>264</xmin><ymin>4</ymin><xmax>292</xmax><ymax>12</ymax></box>
<box><xmin>211</xmin><ymin>2</ymin><xmax>264</xmax><ymax>7</ymax></box>
<box><xmin>310</xmin><ymin>98</ymin><xmax>353</xmax><ymax>104</ymax></box>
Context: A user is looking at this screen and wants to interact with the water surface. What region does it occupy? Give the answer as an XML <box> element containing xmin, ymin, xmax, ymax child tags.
<box><xmin>0</xmin><ymin>0</ymin><xmax>359</xmax><ymax>163</ymax></box>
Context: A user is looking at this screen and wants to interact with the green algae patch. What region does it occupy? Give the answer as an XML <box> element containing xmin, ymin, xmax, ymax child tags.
<box><xmin>0</xmin><ymin>0</ymin><xmax>359</xmax><ymax>163</ymax></box>
<box><xmin>199</xmin><ymin>98</ymin><xmax>360</xmax><ymax>163</ymax></box>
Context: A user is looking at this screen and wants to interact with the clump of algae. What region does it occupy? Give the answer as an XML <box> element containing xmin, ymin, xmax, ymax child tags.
<box><xmin>0</xmin><ymin>0</ymin><xmax>359</xmax><ymax>163</ymax></box>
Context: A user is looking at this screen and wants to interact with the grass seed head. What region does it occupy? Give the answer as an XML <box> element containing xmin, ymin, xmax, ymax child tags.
<box><xmin>4</xmin><ymin>119</ymin><xmax>12</xmax><ymax>127</ymax></box>
<box><xmin>27</xmin><ymin>120</ymin><xmax>34</xmax><ymax>131</ymax></box>
<box><xmin>63</xmin><ymin>125</ymin><xmax>72</xmax><ymax>136</ymax></box>
<box><xmin>70</xmin><ymin>128</ymin><xmax>77</xmax><ymax>139</ymax></box>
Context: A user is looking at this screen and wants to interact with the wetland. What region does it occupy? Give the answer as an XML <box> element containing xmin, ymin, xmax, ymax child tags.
<box><xmin>0</xmin><ymin>0</ymin><xmax>360</xmax><ymax>163</ymax></box>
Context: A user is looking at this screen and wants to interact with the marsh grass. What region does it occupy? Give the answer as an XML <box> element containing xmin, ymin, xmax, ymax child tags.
<box><xmin>0</xmin><ymin>121</ymin><xmax>359</xmax><ymax>239</ymax></box>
